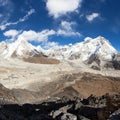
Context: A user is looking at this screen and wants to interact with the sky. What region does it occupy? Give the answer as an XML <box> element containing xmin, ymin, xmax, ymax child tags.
<box><xmin>0</xmin><ymin>0</ymin><xmax>120</xmax><ymax>51</ymax></box>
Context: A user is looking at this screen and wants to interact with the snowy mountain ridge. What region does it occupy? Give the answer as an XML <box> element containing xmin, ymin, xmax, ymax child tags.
<box><xmin>47</xmin><ymin>36</ymin><xmax>117</xmax><ymax>61</ymax></box>
<box><xmin>0</xmin><ymin>39</ymin><xmax>43</xmax><ymax>59</ymax></box>
<box><xmin>0</xmin><ymin>36</ymin><xmax>118</xmax><ymax>62</ymax></box>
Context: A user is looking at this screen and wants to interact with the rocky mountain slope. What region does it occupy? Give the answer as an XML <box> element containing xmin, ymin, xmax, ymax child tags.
<box><xmin>0</xmin><ymin>72</ymin><xmax>120</xmax><ymax>119</ymax></box>
<box><xmin>0</xmin><ymin>72</ymin><xmax>120</xmax><ymax>104</ymax></box>
<box><xmin>0</xmin><ymin>39</ymin><xmax>60</xmax><ymax>64</ymax></box>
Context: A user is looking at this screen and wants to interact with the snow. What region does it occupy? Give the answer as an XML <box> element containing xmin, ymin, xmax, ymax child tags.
<box><xmin>47</xmin><ymin>36</ymin><xmax>117</xmax><ymax>61</ymax></box>
<box><xmin>0</xmin><ymin>39</ymin><xmax>41</xmax><ymax>59</ymax></box>
<box><xmin>0</xmin><ymin>36</ymin><xmax>118</xmax><ymax>62</ymax></box>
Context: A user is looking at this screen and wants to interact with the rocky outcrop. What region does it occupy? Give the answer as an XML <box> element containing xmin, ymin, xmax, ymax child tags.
<box><xmin>108</xmin><ymin>109</ymin><xmax>120</xmax><ymax>120</ymax></box>
<box><xmin>102</xmin><ymin>53</ymin><xmax>120</xmax><ymax>70</ymax></box>
<box><xmin>0</xmin><ymin>94</ymin><xmax>119</xmax><ymax>120</ymax></box>
<box><xmin>112</xmin><ymin>53</ymin><xmax>120</xmax><ymax>70</ymax></box>
<box><xmin>84</xmin><ymin>53</ymin><xmax>120</xmax><ymax>70</ymax></box>
<box><xmin>84</xmin><ymin>54</ymin><xmax>101</xmax><ymax>70</ymax></box>
<box><xmin>0</xmin><ymin>84</ymin><xmax>16</xmax><ymax>104</ymax></box>
<box><xmin>0</xmin><ymin>84</ymin><xmax>43</xmax><ymax>104</ymax></box>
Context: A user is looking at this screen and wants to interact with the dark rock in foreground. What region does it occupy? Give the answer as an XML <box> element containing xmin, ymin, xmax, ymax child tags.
<box><xmin>0</xmin><ymin>94</ymin><xmax>119</xmax><ymax>120</ymax></box>
<box><xmin>108</xmin><ymin>109</ymin><xmax>120</xmax><ymax>120</ymax></box>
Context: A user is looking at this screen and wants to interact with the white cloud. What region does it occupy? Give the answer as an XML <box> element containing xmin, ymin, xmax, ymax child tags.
<box><xmin>3</xmin><ymin>22</ymin><xmax>82</xmax><ymax>48</ymax></box>
<box><xmin>57</xmin><ymin>29</ymin><xmax>81</xmax><ymax>36</ymax></box>
<box><xmin>46</xmin><ymin>0</ymin><xmax>82</xmax><ymax>18</ymax></box>
<box><xmin>4</xmin><ymin>29</ymin><xmax>20</xmax><ymax>38</ymax></box>
<box><xmin>4</xmin><ymin>29</ymin><xmax>56</xmax><ymax>43</ymax></box>
<box><xmin>17</xmin><ymin>29</ymin><xmax>56</xmax><ymax>42</ymax></box>
<box><xmin>4</xmin><ymin>29</ymin><xmax>57</xmax><ymax>49</ymax></box>
<box><xmin>60</xmin><ymin>21</ymin><xmax>76</xmax><ymax>31</ymax></box>
<box><xmin>86</xmin><ymin>13</ymin><xmax>99</xmax><ymax>22</ymax></box>
<box><xmin>18</xmin><ymin>9</ymin><xmax>35</xmax><ymax>22</ymax></box>
<box><xmin>57</xmin><ymin>21</ymin><xmax>81</xmax><ymax>37</ymax></box>
<box><xmin>4</xmin><ymin>29</ymin><xmax>21</xmax><ymax>42</ymax></box>
<box><xmin>41</xmin><ymin>41</ymin><xmax>59</xmax><ymax>49</ymax></box>
<box><xmin>4</xmin><ymin>26</ymin><xmax>81</xmax><ymax>43</ymax></box>
<box><xmin>37</xmin><ymin>29</ymin><xmax>56</xmax><ymax>42</ymax></box>
<box><xmin>0</xmin><ymin>9</ymin><xmax>35</xmax><ymax>30</ymax></box>
<box><xmin>16</xmin><ymin>30</ymin><xmax>38</xmax><ymax>42</ymax></box>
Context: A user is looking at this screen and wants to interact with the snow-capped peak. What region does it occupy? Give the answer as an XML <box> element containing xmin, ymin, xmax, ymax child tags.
<box><xmin>0</xmin><ymin>36</ymin><xmax>118</xmax><ymax>61</ymax></box>
<box><xmin>81</xmin><ymin>36</ymin><xmax>117</xmax><ymax>61</ymax></box>
<box><xmin>47</xmin><ymin>36</ymin><xmax>117</xmax><ymax>61</ymax></box>
<box><xmin>1</xmin><ymin>39</ymin><xmax>41</xmax><ymax>59</ymax></box>
<box><xmin>84</xmin><ymin>37</ymin><xmax>92</xmax><ymax>42</ymax></box>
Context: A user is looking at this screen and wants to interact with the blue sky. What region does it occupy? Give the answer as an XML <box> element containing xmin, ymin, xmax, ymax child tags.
<box><xmin>0</xmin><ymin>0</ymin><xmax>120</xmax><ymax>51</ymax></box>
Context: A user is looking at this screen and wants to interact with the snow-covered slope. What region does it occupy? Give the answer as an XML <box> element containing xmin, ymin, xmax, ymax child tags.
<box><xmin>47</xmin><ymin>36</ymin><xmax>117</xmax><ymax>61</ymax></box>
<box><xmin>0</xmin><ymin>39</ymin><xmax>42</xmax><ymax>59</ymax></box>
<box><xmin>0</xmin><ymin>41</ymin><xmax>8</xmax><ymax>55</ymax></box>
<box><xmin>0</xmin><ymin>36</ymin><xmax>118</xmax><ymax>62</ymax></box>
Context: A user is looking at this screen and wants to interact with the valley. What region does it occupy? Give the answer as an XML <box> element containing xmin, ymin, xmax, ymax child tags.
<box><xmin>0</xmin><ymin>36</ymin><xmax>119</xmax><ymax>119</ymax></box>
<box><xmin>0</xmin><ymin>58</ymin><xmax>119</xmax><ymax>104</ymax></box>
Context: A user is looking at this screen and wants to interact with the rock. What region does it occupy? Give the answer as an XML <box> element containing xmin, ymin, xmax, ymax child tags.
<box><xmin>29</xmin><ymin>114</ymin><xmax>53</xmax><ymax>120</ymax></box>
<box><xmin>78</xmin><ymin>106</ymin><xmax>98</xmax><ymax>120</ymax></box>
<box><xmin>108</xmin><ymin>109</ymin><xmax>120</xmax><ymax>120</ymax></box>
<box><xmin>83</xmin><ymin>52</ymin><xmax>120</xmax><ymax>70</ymax></box>
<box><xmin>0</xmin><ymin>94</ymin><xmax>119</xmax><ymax>120</ymax></box>
<box><xmin>113</xmin><ymin>53</ymin><xmax>120</xmax><ymax>61</ymax></box>
<box><xmin>69</xmin><ymin>53</ymin><xmax>81</xmax><ymax>60</ymax></box>
<box><xmin>74</xmin><ymin>101</ymin><xmax>83</xmax><ymax>110</ymax></box>
<box><xmin>84</xmin><ymin>54</ymin><xmax>101</xmax><ymax>70</ymax></box>
<box><xmin>78</xmin><ymin>115</ymin><xmax>90</xmax><ymax>120</ymax></box>
<box><xmin>60</xmin><ymin>113</ymin><xmax>77</xmax><ymax>120</ymax></box>
<box><xmin>51</xmin><ymin>105</ymin><xmax>72</xmax><ymax>118</ymax></box>
<box><xmin>103</xmin><ymin>53</ymin><xmax>120</xmax><ymax>70</ymax></box>
<box><xmin>103</xmin><ymin>61</ymin><xmax>114</xmax><ymax>69</ymax></box>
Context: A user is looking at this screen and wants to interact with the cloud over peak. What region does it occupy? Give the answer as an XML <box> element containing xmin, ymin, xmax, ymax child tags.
<box><xmin>4</xmin><ymin>29</ymin><xmax>58</xmax><ymax>49</ymax></box>
<box><xmin>4</xmin><ymin>29</ymin><xmax>56</xmax><ymax>43</ymax></box>
<box><xmin>46</xmin><ymin>0</ymin><xmax>82</xmax><ymax>18</ymax></box>
<box><xmin>86</xmin><ymin>13</ymin><xmax>100</xmax><ymax>22</ymax></box>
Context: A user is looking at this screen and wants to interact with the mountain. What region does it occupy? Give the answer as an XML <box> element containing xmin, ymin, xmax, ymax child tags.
<box><xmin>0</xmin><ymin>36</ymin><xmax>119</xmax><ymax>69</ymax></box>
<box><xmin>0</xmin><ymin>36</ymin><xmax>117</xmax><ymax>60</ymax></box>
<box><xmin>47</xmin><ymin>36</ymin><xmax>117</xmax><ymax>61</ymax></box>
<box><xmin>46</xmin><ymin>36</ymin><xmax>119</xmax><ymax>70</ymax></box>
<box><xmin>0</xmin><ymin>39</ymin><xmax>43</xmax><ymax>59</ymax></box>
